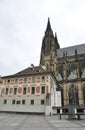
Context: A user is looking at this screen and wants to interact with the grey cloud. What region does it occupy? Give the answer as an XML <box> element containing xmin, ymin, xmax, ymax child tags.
<box><xmin>0</xmin><ymin>0</ymin><xmax>85</xmax><ymax>76</ymax></box>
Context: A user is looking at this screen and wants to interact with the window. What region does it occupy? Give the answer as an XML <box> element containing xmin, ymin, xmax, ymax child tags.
<box><xmin>41</xmin><ymin>100</ymin><xmax>45</xmax><ymax>105</ymax></box>
<box><xmin>12</xmin><ymin>100</ymin><xmax>15</xmax><ymax>104</ymax></box>
<box><xmin>15</xmin><ymin>79</ymin><xmax>18</xmax><ymax>84</ymax></box>
<box><xmin>5</xmin><ymin>88</ymin><xmax>8</xmax><ymax>95</ymax></box>
<box><xmin>31</xmin><ymin>100</ymin><xmax>34</xmax><ymax>105</ymax></box>
<box><xmin>23</xmin><ymin>87</ymin><xmax>26</xmax><ymax>95</ymax></box>
<box><xmin>41</xmin><ymin>86</ymin><xmax>45</xmax><ymax>94</ymax></box>
<box><xmin>14</xmin><ymin>88</ymin><xmax>17</xmax><ymax>95</ymax></box>
<box><xmin>32</xmin><ymin>76</ymin><xmax>35</xmax><ymax>81</ymax></box>
<box><xmin>24</xmin><ymin>78</ymin><xmax>27</xmax><ymax>82</ymax></box>
<box><xmin>16</xmin><ymin>100</ymin><xmax>20</xmax><ymax>104</ymax></box>
<box><xmin>31</xmin><ymin>87</ymin><xmax>35</xmax><ymax>94</ymax></box>
<box><xmin>4</xmin><ymin>100</ymin><xmax>7</xmax><ymax>104</ymax></box>
<box><xmin>22</xmin><ymin>100</ymin><xmax>25</xmax><ymax>104</ymax></box>
<box><xmin>42</xmin><ymin>76</ymin><xmax>45</xmax><ymax>80</ymax></box>
<box><xmin>7</xmin><ymin>79</ymin><xmax>10</xmax><ymax>84</ymax></box>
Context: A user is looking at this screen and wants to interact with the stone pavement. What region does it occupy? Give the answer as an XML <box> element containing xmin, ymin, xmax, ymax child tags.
<box><xmin>0</xmin><ymin>113</ymin><xmax>85</xmax><ymax>130</ymax></box>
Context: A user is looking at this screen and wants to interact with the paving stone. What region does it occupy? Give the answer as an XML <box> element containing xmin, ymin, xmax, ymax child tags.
<box><xmin>58</xmin><ymin>128</ymin><xmax>69</xmax><ymax>130</ymax></box>
<box><xmin>0</xmin><ymin>113</ymin><xmax>85</xmax><ymax>130</ymax></box>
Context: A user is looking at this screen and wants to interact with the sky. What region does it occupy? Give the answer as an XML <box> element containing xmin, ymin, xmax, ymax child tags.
<box><xmin>0</xmin><ymin>0</ymin><xmax>85</xmax><ymax>76</ymax></box>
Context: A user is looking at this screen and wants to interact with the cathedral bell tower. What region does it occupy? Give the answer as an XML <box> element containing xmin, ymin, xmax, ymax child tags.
<box><xmin>40</xmin><ymin>18</ymin><xmax>60</xmax><ymax>74</ymax></box>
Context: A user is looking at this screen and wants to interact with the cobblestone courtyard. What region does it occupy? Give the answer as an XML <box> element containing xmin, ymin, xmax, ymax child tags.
<box><xmin>0</xmin><ymin>113</ymin><xmax>85</xmax><ymax>130</ymax></box>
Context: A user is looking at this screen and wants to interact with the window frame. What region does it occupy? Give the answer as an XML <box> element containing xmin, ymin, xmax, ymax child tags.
<box><xmin>16</xmin><ymin>100</ymin><xmax>20</xmax><ymax>104</ymax></box>
<box><xmin>41</xmin><ymin>86</ymin><xmax>45</xmax><ymax>94</ymax></box>
<box><xmin>42</xmin><ymin>76</ymin><xmax>45</xmax><ymax>80</ymax></box>
<box><xmin>12</xmin><ymin>100</ymin><xmax>16</xmax><ymax>104</ymax></box>
<box><xmin>22</xmin><ymin>100</ymin><xmax>25</xmax><ymax>105</ymax></box>
<box><xmin>14</xmin><ymin>88</ymin><xmax>17</xmax><ymax>95</ymax></box>
<box><xmin>41</xmin><ymin>100</ymin><xmax>45</xmax><ymax>105</ymax></box>
<box><xmin>5</xmin><ymin>88</ymin><xmax>8</xmax><ymax>95</ymax></box>
<box><xmin>31</xmin><ymin>100</ymin><xmax>34</xmax><ymax>105</ymax></box>
<box><xmin>24</xmin><ymin>77</ymin><xmax>27</xmax><ymax>83</ymax></box>
<box><xmin>23</xmin><ymin>87</ymin><xmax>26</xmax><ymax>95</ymax></box>
<box><xmin>31</xmin><ymin>87</ymin><xmax>35</xmax><ymax>94</ymax></box>
<box><xmin>4</xmin><ymin>99</ymin><xmax>7</xmax><ymax>104</ymax></box>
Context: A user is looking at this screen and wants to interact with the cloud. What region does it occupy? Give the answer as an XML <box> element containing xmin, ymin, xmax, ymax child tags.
<box><xmin>0</xmin><ymin>0</ymin><xmax>85</xmax><ymax>76</ymax></box>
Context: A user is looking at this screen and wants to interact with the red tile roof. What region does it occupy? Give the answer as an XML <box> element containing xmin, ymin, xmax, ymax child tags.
<box><xmin>15</xmin><ymin>66</ymin><xmax>45</xmax><ymax>76</ymax></box>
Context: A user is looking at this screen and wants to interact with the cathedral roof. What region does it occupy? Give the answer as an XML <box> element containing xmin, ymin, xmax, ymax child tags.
<box><xmin>57</xmin><ymin>44</ymin><xmax>85</xmax><ymax>58</ymax></box>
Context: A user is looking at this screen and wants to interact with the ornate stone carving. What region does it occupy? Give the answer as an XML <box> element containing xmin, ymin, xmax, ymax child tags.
<box><xmin>69</xmin><ymin>85</ymin><xmax>78</xmax><ymax>105</ymax></box>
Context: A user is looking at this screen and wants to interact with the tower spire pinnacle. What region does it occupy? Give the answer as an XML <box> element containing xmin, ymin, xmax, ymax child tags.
<box><xmin>46</xmin><ymin>17</ymin><xmax>52</xmax><ymax>31</ymax></box>
<box><xmin>55</xmin><ymin>32</ymin><xmax>60</xmax><ymax>49</ymax></box>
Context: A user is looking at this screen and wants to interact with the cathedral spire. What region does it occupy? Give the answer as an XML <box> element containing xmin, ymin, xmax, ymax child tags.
<box><xmin>45</xmin><ymin>18</ymin><xmax>53</xmax><ymax>37</ymax></box>
<box><xmin>55</xmin><ymin>32</ymin><xmax>60</xmax><ymax>49</ymax></box>
<box><xmin>46</xmin><ymin>18</ymin><xmax>52</xmax><ymax>31</ymax></box>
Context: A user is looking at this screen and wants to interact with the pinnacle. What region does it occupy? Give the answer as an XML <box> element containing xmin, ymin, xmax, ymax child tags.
<box><xmin>46</xmin><ymin>17</ymin><xmax>52</xmax><ymax>31</ymax></box>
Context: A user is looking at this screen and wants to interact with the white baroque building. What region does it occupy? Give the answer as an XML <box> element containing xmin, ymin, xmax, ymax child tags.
<box><xmin>0</xmin><ymin>66</ymin><xmax>60</xmax><ymax>115</ymax></box>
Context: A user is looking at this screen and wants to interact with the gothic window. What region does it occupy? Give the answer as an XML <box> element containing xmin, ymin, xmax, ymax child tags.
<box><xmin>68</xmin><ymin>63</ymin><xmax>78</xmax><ymax>79</ymax></box>
<box><xmin>57</xmin><ymin>65</ymin><xmax>64</xmax><ymax>79</ymax></box>
<box><xmin>83</xmin><ymin>87</ymin><xmax>85</xmax><ymax>105</ymax></box>
<box><xmin>45</xmin><ymin>39</ymin><xmax>50</xmax><ymax>54</ymax></box>
<box><xmin>70</xmin><ymin>63</ymin><xmax>78</xmax><ymax>74</ymax></box>
<box><xmin>69</xmin><ymin>85</ymin><xmax>78</xmax><ymax>105</ymax></box>
<box><xmin>80</xmin><ymin>62</ymin><xmax>85</xmax><ymax>77</ymax></box>
<box><xmin>81</xmin><ymin>62</ymin><xmax>85</xmax><ymax>70</ymax></box>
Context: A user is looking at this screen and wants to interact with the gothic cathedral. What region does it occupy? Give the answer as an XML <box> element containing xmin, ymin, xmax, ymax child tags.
<box><xmin>40</xmin><ymin>18</ymin><xmax>85</xmax><ymax>108</ymax></box>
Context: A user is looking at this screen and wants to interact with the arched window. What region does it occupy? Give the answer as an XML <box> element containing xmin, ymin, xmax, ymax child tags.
<box><xmin>69</xmin><ymin>85</ymin><xmax>78</xmax><ymax>105</ymax></box>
